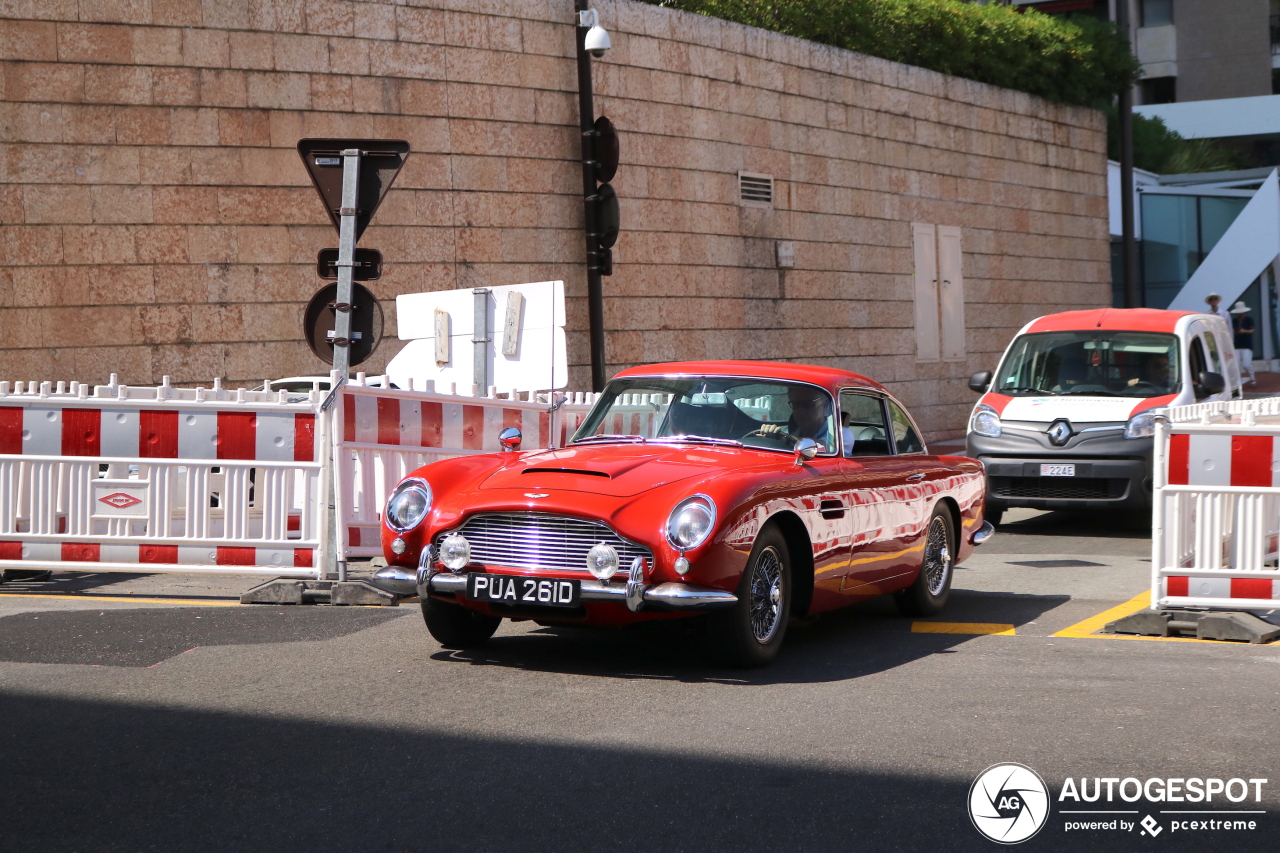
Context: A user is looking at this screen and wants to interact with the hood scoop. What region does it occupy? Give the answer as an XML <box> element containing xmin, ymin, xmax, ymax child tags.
<box><xmin>522</xmin><ymin>466</ymin><xmax>611</xmax><ymax>478</ymax></box>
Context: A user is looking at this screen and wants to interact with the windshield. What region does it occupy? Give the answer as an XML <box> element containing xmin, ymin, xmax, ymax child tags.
<box><xmin>571</xmin><ymin>376</ymin><xmax>837</xmax><ymax>453</ymax></box>
<box><xmin>995</xmin><ymin>331</ymin><xmax>1180</xmax><ymax>399</ymax></box>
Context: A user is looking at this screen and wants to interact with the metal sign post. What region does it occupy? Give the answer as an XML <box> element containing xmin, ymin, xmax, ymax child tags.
<box><xmin>332</xmin><ymin>149</ymin><xmax>361</xmax><ymax>379</ymax></box>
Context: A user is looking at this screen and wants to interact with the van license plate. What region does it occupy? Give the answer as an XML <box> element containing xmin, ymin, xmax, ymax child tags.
<box><xmin>1040</xmin><ymin>464</ymin><xmax>1075</xmax><ymax>477</ymax></box>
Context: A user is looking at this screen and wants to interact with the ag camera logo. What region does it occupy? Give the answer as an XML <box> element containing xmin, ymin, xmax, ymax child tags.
<box><xmin>969</xmin><ymin>763</ymin><xmax>1050</xmax><ymax>844</ymax></box>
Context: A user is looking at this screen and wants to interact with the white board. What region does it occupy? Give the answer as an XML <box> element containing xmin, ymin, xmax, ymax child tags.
<box><xmin>390</xmin><ymin>281</ymin><xmax>567</xmax><ymax>391</ymax></box>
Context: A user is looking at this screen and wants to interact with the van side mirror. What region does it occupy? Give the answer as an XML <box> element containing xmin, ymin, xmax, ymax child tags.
<box><xmin>968</xmin><ymin>371</ymin><xmax>993</xmax><ymax>393</ymax></box>
<box><xmin>1197</xmin><ymin>371</ymin><xmax>1225</xmax><ymax>396</ymax></box>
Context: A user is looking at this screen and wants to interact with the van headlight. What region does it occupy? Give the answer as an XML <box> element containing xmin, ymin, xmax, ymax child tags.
<box><xmin>666</xmin><ymin>496</ymin><xmax>716</xmax><ymax>551</ymax></box>
<box><xmin>385</xmin><ymin>478</ymin><xmax>432</xmax><ymax>531</ymax></box>
<box><xmin>1125</xmin><ymin>407</ymin><xmax>1167</xmax><ymax>439</ymax></box>
<box><xmin>970</xmin><ymin>404</ymin><xmax>1002</xmax><ymax>438</ymax></box>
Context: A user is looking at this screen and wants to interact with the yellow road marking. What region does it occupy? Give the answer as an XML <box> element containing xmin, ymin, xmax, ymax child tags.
<box><xmin>1052</xmin><ymin>591</ymin><xmax>1239</xmax><ymax>643</ymax></box>
<box><xmin>0</xmin><ymin>593</ymin><xmax>243</xmax><ymax>607</ymax></box>
<box><xmin>912</xmin><ymin>621</ymin><xmax>1016</xmax><ymax>636</ymax></box>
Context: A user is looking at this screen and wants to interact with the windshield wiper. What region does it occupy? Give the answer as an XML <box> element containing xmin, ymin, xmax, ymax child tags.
<box><xmin>1003</xmin><ymin>386</ymin><xmax>1057</xmax><ymax>395</ymax></box>
<box><xmin>663</xmin><ymin>435</ymin><xmax>744</xmax><ymax>447</ymax></box>
<box><xmin>572</xmin><ymin>434</ymin><xmax>646</xmax><ymax>444</ymax></box>
<box><xmin>1061</xmin><ymin>388</ymin><xmax>1120</xmax><ymax>396</ymax></box>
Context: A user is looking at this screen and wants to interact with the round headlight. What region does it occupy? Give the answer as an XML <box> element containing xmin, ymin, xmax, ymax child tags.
<box><xmin>1125</xmin><ymin>407</ymin><xmax>1167</xmax><ymax>439</ymax></box>
<box><xmin>439</xmin><ymin>533</ymin><xmax>471</xmax><ymax>572</ymax></box>
<box><xmin>385</xmin><ymin>478</ymin><xmax>431</xmax><ymax>532</ymax></box>
<box><xmin>666</xmin><ymin>496</ymin><xmax>716</xmax><ymax>551</ymax></box>
<box><xmin>586</xmin><ymin>543</ymin><xmax>620</xmax><ymax>580</ymax></box>
<box><xmin>970</xmin><ymin>404</ymin><xmax>1002</xmax><ymax>438</ymax></box>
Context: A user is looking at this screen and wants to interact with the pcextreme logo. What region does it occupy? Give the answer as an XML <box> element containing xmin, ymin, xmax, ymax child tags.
<box><xmin>969</xmin><ymin>763</ymin><xmax>1051</xmax><ymax>844</ymax></box>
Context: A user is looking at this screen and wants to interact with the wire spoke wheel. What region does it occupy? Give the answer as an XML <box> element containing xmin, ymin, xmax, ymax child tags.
<box><xmin>749</xmin><ymin>545</ymin><xmax>784</xmax><ymax>643</ymax></box>
<box><xmin>922</xmin><ymin>515</ymin><xmax>952</xmax><ymax>596</ymax></box>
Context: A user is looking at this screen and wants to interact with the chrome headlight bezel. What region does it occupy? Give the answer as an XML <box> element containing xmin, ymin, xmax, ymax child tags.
<box><xmin>665</xmin><ymin>495</ymin><xmax>717</xmax><ymax>551</ymax></box>
<box><xmin>1124</xmin><ymin>407</ymin><xmax>1167</xmax><ymax>439</ymax></box>
<box><xmin>970</xmin><ymin>403</ymin><xmax>1002</xmax><ymax>438</ymax></box>
<box><xmin>385</xmin><ymin>477</ymin><xmax>432</xmax><ymax>532</ymax></box>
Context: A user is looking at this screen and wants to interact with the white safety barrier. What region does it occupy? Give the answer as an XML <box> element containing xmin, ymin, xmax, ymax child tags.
<box><xmin>0</xmin><ymin>372</ymin><xmax>608</xmax><ymax>580</ymax></box>
<box><xmin>1153</xmin><ymin>397</ymin><xmax>1280</xmax><ymax>610</ymax></box>
<box><xmin>0</xmin><ymin>377</ymin><xmax>328</xmax><ymax>578</ymax></box>
<box><xmin>333</xmin><ymin>377</ymin><xmax>596</xmax><ymax>561</ymax></box>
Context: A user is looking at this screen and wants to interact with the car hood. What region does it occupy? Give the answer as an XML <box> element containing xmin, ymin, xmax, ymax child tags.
<box><xmin>479</xmin><ymin>443</ymin><xmax>749</xmax><ymax>497</ymax></box>
<box><xmin>999</xmin><ymin>394</ymin><xmax>1173</xmax><ymax>424</ymax></box>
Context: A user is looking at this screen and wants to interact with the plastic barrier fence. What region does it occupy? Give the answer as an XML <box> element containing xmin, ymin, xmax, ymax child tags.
<box><xmin>1153</xmin><ymin>399</ymin><xmax>1280</xmax><ymax>610</ymax></box>
<box><xmin>0</xmin><ymin>377</ymin><xmax>327</xmax><ymax>578</ymax></box>
<box><xmin>334</xmin><ymin>378</ymin><xmax>572</xmax><ymax>561</ymax></box>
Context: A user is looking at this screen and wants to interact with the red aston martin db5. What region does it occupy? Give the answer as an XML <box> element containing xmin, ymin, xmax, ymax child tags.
<box><xmin>377</xmin><ymin>361</ymin><xmax>993</xmax><ymax>666</ymax></box>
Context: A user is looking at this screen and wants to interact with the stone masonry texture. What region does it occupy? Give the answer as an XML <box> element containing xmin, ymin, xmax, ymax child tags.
<box><xmin>0</xmin><ymin>0</ymin><xmax>1109</xmax><ymax>440</ymax></box>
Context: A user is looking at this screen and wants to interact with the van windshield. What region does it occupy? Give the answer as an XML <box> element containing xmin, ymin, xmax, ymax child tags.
<box><xmin>994</xmin><ymin>331</ymin><xmax>1180</xmax><ymax>398</ymax></box>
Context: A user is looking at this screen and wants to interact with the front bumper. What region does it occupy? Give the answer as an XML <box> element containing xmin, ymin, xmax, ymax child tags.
<box><xmin>373</xmin><ymin>565</ymin><xmax>738</xmax><ymax>612</ymax></box>
<box><xmin>967</xmin><ymin>426</ymin><xmax>1154</xmax><ymax>511</ymax></box>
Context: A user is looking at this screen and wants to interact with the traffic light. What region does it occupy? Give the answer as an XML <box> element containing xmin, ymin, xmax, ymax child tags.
<box><xmin>586</xmin><ymin>116</ymin><xmax>619</xmax><ymax>276</ymax></box>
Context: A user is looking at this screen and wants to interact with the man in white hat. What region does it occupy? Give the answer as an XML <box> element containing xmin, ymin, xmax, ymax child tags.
<box><xmin>1205</xmin><ymin>293</ymin><xmax>1222</xmax><ymax>314</ymax></box>
<box><xmin>1230</xmin><ymin>301</ymin><xmax>1255</xmax><ymax>384</ymax></box>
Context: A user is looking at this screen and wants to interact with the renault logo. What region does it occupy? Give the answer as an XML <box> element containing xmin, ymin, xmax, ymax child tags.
<box><xmin>1046</xmin><ymin>420</ymin><xmax>1073</xmax><ymax>446</ymax></box>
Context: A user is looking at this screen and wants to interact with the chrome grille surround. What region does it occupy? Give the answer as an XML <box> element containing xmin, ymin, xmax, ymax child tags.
<box><xmin>436</xmin><ymin>512</ymin><xmax>653</xmax><ymax>574</ymax></box>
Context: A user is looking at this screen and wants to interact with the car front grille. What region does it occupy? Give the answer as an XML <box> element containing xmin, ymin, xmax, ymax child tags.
<box><xmin>438</xmin><ymin>512</ymin><xmax>652</xmax><ymax>574</ymax></box>
<box><xmin>992</xmin><ymin>477</ymin><xmax>1125</xmax><ymax>500</ymax></box>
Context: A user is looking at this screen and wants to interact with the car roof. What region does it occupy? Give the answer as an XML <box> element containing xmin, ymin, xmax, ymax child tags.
<box><xmin>612</xmin><ymin>360</ymin><xmax>888</xmax><ymax>394</ymax></box>
<box><xmin>1024</xmin><ymin>308</ymin><xmax>1197</xmax><ymax>334</ymax></box>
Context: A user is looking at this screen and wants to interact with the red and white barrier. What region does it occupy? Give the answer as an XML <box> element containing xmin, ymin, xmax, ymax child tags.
<box><xmin>334</xmin><ymin>376</ymin><xmax>569</xmax><ymax>560</ymax></box>
<box><xmin>1153</xmin><ymin>398</ymin><xmax>1280</xmax><ymax>610</ymax></box>
<box><xmin>0</xmin><ymin>377</ymin><xmax>328</xmax><ymax>578</ymax></box>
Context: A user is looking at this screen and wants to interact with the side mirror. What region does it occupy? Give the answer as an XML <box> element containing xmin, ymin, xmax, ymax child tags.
<box><xmin>1198</xmin><ymin>371</ymin><xmax>1226</xmax><ymax>396</ymax></box>
<box><xmin>968</xmin><ymin>371</ymin><xmax>993</xmax><ymax>393</ymax></box>
<box><xmin>794</xmin><ymin>437</ymin><xmax>820</xmax><ymax>466</ymax></box>
<box><xmin>499</xmin><ymin>426</ymin><xmax>522</xmax><ymax>451</ymax></box>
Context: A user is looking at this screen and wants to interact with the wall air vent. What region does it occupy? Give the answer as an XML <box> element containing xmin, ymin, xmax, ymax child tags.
<box><xmin>738</xmin><ymin>172</ymin><xmax>774</xmax><ymax>208</ymax></box>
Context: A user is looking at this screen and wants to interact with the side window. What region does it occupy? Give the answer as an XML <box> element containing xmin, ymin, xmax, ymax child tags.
<box><xmin>839</xmin><ymin>391</ymin><xmax>890</xmax><ymax>457</ymax></box>
<box><xmin>887</xmin><ymin>401</ymin><xmax>925</xmax><ymax>454</ymax></box>
<box><xmin>1189</xmin><ymin>337</ymin><xmax>1210</xmax><ymax>401</ymax></box>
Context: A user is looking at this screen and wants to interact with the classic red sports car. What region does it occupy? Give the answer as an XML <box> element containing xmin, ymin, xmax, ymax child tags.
<box><xmin>377</xmin><ymin>361</ymin><xmax>993</xmax><ymax>666</ymax></box>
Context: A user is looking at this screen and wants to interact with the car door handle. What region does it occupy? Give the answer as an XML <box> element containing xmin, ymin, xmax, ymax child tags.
<box><xmin>906</xmin><ymin>473</ymin><xmax>926</xmax><ymax>482</ymax></box>
<box><xmin>819</xmin><ymin>499</ymin><xmax>845</xmax><ymax>519</ymax></box>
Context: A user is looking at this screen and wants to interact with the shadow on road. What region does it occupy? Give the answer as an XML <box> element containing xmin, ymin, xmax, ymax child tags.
<box><xmin>430</xmin><ymin>590</ymin><xmax>1068</xmax><ymax>686</ymax></box>
<box><xmin>1</xmin><ymin>690</ymin><xmax>1268</xmax><ymax>853</ymax></box>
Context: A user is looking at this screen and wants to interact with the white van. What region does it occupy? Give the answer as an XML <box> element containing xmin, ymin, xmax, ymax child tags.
<box><xmin>965</xmin><ymin>308</ymin><xmax>1242</xmax><ymax>524</ymax></box>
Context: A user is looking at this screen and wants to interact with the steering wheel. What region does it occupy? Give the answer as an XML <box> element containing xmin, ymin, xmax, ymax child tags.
<box><xmin>1128</xmin><ymin>381</ymin><xmax>1164</xmax><ymax>393</ymax></box>
<box><xmin>743</xmin><ymin>425</ymin><xmax>794</xmax><ymax>446</ymax></box>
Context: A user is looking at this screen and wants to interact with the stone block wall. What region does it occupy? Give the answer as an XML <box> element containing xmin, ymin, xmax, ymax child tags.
<box><xmin>0</xmin><ymin>0</ymin><xmax>1109</xmax><ymax>440</ymax></box>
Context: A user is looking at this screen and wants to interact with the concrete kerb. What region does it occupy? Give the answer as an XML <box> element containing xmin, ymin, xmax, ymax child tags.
<box><xmin>1106</xmin><ymin>608</ymin><xmax>1280</xmax><ymax>643</ymax></box>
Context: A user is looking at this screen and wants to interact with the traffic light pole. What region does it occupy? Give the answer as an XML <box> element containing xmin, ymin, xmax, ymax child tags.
<box><xmin>576</xmin><ymin>0</ymin><xmax>606</xmax><ymax>392</ymax></box>
<box><xmin>332</xmin><ymin>148</ymin><xmax>362</xmax><ymax>379</ymax></box>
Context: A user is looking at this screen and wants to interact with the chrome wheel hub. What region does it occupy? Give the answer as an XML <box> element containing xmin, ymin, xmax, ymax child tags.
<box><xmin>923</xmin><ymin>516</ymin><xmax>952</xmax><ymax>597</ymax></box>
<box><xmin>750</xmin><ymin>546</ymin><xmax>784</xmax><ymax>643</ymax></box>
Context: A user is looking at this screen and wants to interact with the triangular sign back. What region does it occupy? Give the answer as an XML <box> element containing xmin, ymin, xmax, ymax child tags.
<box><xmin>297</xmin><ymin>138</ymin><xmax>411</xmax><ymax>242</ymax></box>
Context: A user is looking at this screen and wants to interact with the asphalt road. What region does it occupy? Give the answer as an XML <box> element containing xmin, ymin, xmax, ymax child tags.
<box><xmin>1</xmin><ymin>510</ymin><xmax>1278</xmax><ymax>853</ymax></box>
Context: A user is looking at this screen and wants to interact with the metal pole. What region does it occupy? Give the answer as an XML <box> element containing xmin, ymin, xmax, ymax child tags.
<box><xmin>472</xmin><ymin>288</ymin><xmax>490</xmax><ymax>391</ymax></box>
<box><xmin>1117</xmin><ymin>0</ymin><xmax>1140</xmax><ymax>308</ymax></box>
<box><xmin>576</xmin><ymin>0</ymin><xmax>606</xmax><ymax>392</ymax></box>
<box><xmin>332</xmin><ymin>148</ymin><xmax>362</xmax><ymax>378</ymax></box>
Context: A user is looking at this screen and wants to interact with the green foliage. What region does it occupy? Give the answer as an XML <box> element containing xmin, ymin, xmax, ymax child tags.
<box><xmin>648</xmin><ymin>0</ymin><xmax>1140</xmax><ymax>106</ymax></box>
<box><xmin>1104</xmin><ymin>105</ymin><xmax>1246</xmax><ymax>174</ymax></box>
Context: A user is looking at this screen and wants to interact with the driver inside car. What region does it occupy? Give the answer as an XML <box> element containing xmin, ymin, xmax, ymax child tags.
<box><xmin>1127</xmin><ymin>352</ymin><xmax>1171</xmax><ymax>393</ymax></box>
<box><xmin>751</xmin><ymin>387</ymin><xmax>834</xmax><ymax>449</ymax></box>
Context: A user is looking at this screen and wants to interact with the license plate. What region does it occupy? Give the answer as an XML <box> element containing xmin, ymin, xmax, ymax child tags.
<box><xmin>1040</xmin><ymin>464</ymin><xmax>1075</xmax><ymax>477</ymax></box>
<box><xmin>466</xmin><ymin>573</ymin><xmax>580</xmax><ymax>608</ymax></box>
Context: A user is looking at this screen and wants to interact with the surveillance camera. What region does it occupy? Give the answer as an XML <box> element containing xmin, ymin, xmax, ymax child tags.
<box><xmin>579</xmin><ymin>8</ymin><xmax>611</xmax><ymax>58</ymax></box>
<box><xmin>585</xmin><ymin>25</ymin><xmax>611</xmax><ymax>57</ymax></box>
<box><xmin>586</xmin><ymin>25</ymin><xmax>611</xmax><ymax>57</ymax></box>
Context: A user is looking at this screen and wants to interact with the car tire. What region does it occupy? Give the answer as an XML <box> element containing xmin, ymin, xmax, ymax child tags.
<box><xmin>420</xmin><ymin>596</ymin><xmax>501</xmax><ymax>649</ymax></box>
<box><xmin>708</xmin><ymin>525</ymin><xmax>791</xmax><ymax>668</ymax></box>
<box><xmin>895</xmin><ymin>504</ymin><xmax>955</xmax><ymax>617</ymax></box>
<box><xmin>985</xmin><ymin>506</ymin><xmax>1004</xmax><ymax>527</ymax></box>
